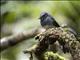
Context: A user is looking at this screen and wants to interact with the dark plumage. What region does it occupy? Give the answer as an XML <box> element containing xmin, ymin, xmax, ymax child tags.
<box><xmin>39</xmin><ymin>12</ymin><xmax>60</xmax><ymax>28</ymax></box>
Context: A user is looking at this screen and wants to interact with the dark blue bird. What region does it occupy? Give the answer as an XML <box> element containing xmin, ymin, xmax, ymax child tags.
<box><xmin>39</xmin><ymin>12</ymin><xmax>60</xmax><ymax>29</ymax></box>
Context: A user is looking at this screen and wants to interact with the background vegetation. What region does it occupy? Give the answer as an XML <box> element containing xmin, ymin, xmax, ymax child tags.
<box><xmin>0</xmin><ymin>1</ymin><xmax>80</xmax><ymax>60</ymax></box>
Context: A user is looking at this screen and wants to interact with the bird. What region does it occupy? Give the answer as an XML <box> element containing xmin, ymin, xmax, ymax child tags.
<box><xmin>39</xmin><ymin>12</ymin><xmax>60</xmax><ymax>29</ymax></box>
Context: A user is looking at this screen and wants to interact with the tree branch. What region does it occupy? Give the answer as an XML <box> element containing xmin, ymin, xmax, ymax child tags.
<box><xmin>0</xmin><ymin>28</ymin><xmax>43</xmax><ymax>52</ymax></box>
<box><xmin>24</xmin><ymin>27</ymin><xmax>80</xmax><ymax>60</ymax></box>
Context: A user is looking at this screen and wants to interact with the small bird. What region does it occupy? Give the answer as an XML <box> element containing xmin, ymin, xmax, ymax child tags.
<box><xmin>39</xmin><ymin>12</ymin><xmax>60</xmax><ymax>29</ymax></box>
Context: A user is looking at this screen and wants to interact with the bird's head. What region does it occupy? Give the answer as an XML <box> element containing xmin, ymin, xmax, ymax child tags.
<box><xmin>39</xmin><ymin>12</ymin><xmax>49</xmax><ymax>20</ymax></box>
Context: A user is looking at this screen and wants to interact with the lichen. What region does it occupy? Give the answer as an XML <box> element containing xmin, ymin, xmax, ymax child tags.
<box><xmin>44</xmin><ymin>51</ymin><xmax>65</xmax><ymax>60</ymax></box>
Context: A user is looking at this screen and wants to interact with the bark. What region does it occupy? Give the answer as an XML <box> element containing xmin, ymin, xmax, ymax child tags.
<box><xmin>0</xmin><ymin>28</ymin><xmax>42</xmax><ymax>52</ymax></box>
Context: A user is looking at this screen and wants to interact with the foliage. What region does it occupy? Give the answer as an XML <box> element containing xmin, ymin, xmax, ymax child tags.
<box><xmin>44</xmin><ymin>51</ymin><xmax>65</xmax><ymax>60</ymax></box>
<box><xmin>1</xmin><ymin>1</ymin><xmax>80</xmax><ymax>60</ymax></box>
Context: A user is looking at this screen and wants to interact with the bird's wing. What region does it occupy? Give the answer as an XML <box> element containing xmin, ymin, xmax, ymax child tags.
<box><xmin>51</xmin><ymin>17</ymin><xmax>60</xmax><ymax>27</ymax></box>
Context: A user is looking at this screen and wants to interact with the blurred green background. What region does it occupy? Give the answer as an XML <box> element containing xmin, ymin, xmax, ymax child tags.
<box><xmin>0</xmin><ymin>1</ymin><xmax>80</xmax><ymax>60</ymax></box>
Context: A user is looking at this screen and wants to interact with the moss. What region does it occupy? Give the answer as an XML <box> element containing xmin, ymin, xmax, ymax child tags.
<box><xmin>44</xmin><ymin>51</ymin><xmax>65</xmax><ymax>60</ymax></box>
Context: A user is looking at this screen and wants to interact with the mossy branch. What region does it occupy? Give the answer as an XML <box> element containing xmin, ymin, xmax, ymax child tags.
<box><xmin>24</xmin><ymin>27</ymin><xmax>80</xmax><ymax>60</ymax></box>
